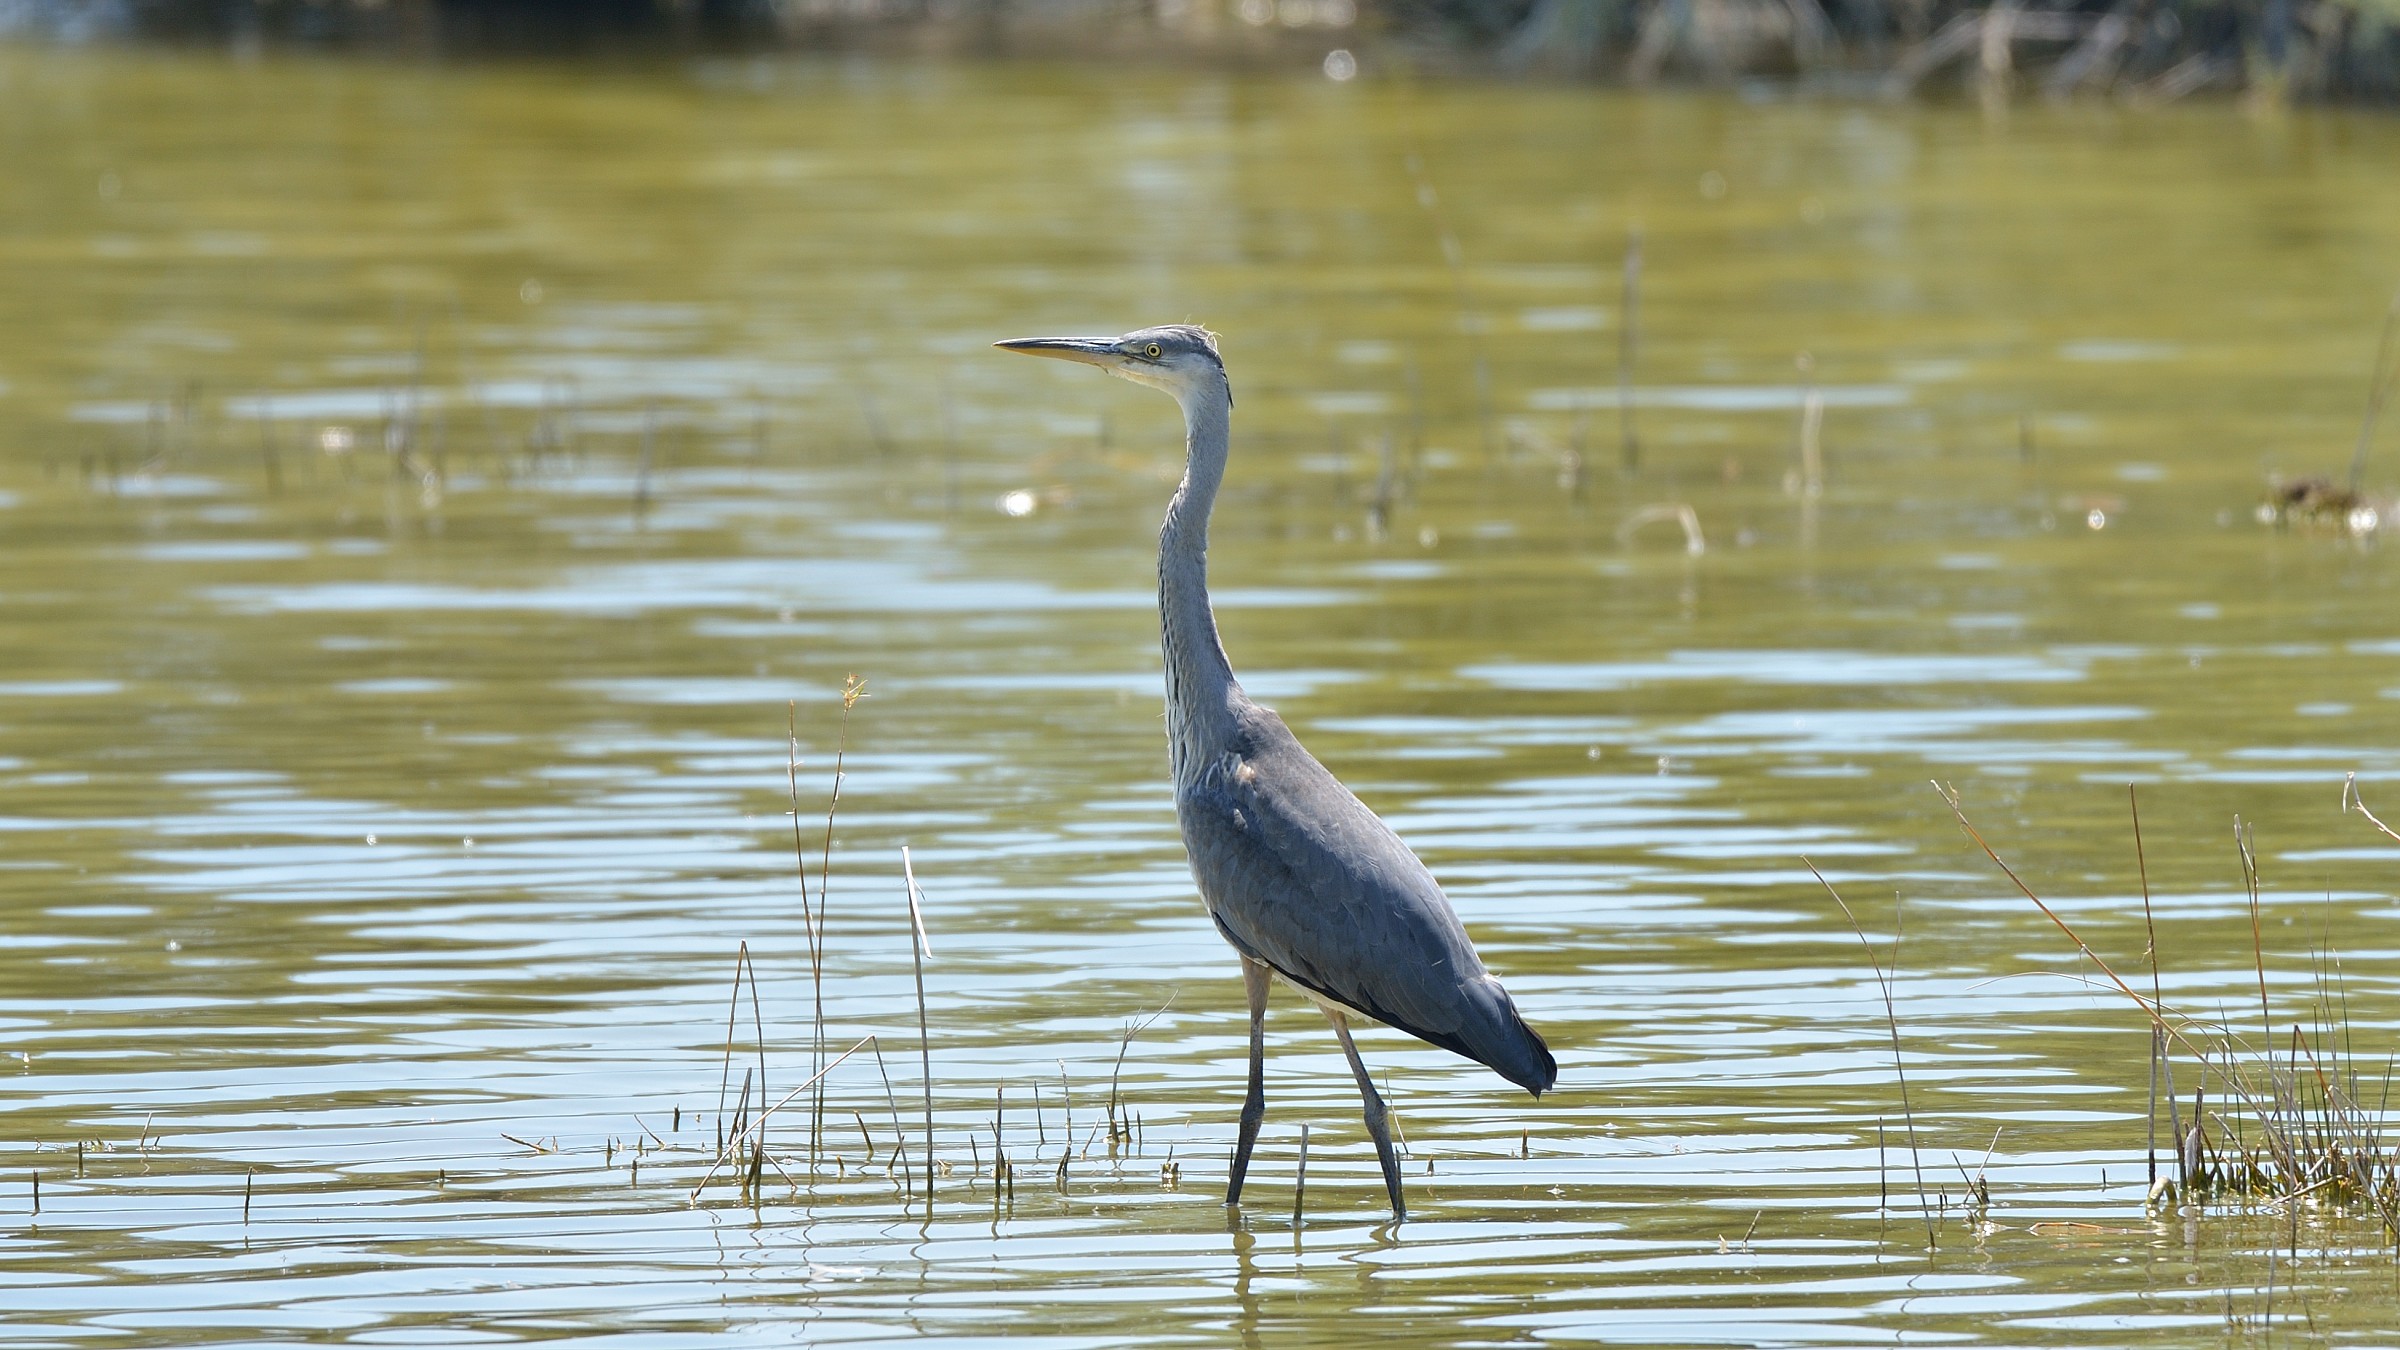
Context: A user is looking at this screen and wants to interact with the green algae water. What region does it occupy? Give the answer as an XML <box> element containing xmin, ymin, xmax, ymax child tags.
<box><xmin>6</xmin><ymin>43</ymin><xmax>2400</xmax><ymax>1345</ymax></box>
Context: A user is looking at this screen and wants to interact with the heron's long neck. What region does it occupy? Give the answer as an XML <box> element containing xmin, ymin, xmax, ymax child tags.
<box><xmin>1160</xmin><ymin>376</ymin><xmax>1238</xmax><ymax>784</ymax></box>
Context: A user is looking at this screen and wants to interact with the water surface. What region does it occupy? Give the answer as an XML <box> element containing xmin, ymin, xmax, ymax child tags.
<box><xmin>5</xmin><ymin>46</ymin><xmax>2400</xmax><ymax>1346</ymax></box>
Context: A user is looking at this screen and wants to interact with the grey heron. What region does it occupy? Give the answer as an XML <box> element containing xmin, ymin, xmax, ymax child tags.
<box><xmin>996</xmin><ymin>325</ymin><xmax>1555</xmax><ymax>1221</ymax></box>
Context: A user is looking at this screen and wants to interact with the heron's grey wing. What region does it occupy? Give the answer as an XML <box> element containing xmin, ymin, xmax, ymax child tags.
<box><xmin>1178</xmin><ymin>701</ymin><xmax>1491</xmax><ymax>1046</ymax></box>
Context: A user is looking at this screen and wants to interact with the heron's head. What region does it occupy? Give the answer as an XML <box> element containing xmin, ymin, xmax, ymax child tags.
<box><xmin>994</xmin><ymin>325</ymin><xmax>1229</xmax><ymax>411</ymax></box>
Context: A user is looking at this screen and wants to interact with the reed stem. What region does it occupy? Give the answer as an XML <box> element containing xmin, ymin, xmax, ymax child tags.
<box><xmin>903</xmin><ymin>845</ymin><xmax>936</xmax><ymax>1210</ymax></box>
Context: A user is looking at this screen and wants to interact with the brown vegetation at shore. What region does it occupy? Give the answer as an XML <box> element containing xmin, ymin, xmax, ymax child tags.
<box><xmin>12</xmin><ymin>0</ymin><xmax>2400</xmax><ymax>104</ymax></box>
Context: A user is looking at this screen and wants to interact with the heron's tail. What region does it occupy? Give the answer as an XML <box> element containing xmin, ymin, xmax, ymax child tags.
<box><xmin>1457</xmin><ymin>976</ymin><xmax>1557</xmax><ymax>1097</ymax></box>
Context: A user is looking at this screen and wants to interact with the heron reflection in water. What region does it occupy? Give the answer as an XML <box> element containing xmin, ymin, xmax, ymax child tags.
<box><xmin>997</xmin><ymin>326</ymin><xmax>1555</xmax><ymax>1220</ymax></box>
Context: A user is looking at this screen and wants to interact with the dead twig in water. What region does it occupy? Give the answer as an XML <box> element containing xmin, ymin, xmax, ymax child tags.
<box><xmin>1617</xmin><ymin>502</ymin><xmax>1705</xmax><ymax>556</ymax></box>
<box><xmin>2343</xmin><ymin>774</ymin><xmax>2400</xmax><ymax>845</ymax></box>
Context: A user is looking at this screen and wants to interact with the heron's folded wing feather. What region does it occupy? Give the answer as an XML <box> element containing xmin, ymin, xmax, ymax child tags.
<box><xmin>1178</xmin><ymin>707</ymin><xmax>1487</xmax><ymax>1045</ymax></box>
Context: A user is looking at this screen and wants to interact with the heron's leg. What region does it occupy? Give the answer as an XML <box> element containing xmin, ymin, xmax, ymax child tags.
<box><xmin>1225</xmin><ymin>956</ymin><xmax>1272</xmax><ymax>1206</ymax></box>
<box><xmin>1325</xmin><ymin>1009</ymin><xmax>1407</xmax><ymax>1221</ymax></box>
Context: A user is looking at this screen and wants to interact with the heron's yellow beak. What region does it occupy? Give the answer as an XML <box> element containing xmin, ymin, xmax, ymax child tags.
<box><xmin>993</xmin><ymin>336</ymin><xmax>1122</xmax><ymax>367</ymax></box>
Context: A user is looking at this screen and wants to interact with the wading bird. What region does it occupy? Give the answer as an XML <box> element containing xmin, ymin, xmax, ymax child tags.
<box><xmin>997</xmin><ymin>326</ymin><xmax>1555</xmax><ymax>1220</ymax></box>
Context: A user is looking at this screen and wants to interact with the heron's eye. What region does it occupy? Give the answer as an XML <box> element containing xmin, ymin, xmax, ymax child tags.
<box><xmin>1144</xmin><ymin>343</ymin><xmax>1162</xmax><ymax>359</ymax></box>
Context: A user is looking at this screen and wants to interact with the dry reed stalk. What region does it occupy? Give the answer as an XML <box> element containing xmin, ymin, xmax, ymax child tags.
<box><xmin>1877</xmin><ymin>1121</ymin><xmax>1887</xmax><ymax>1213</ymax></box>
<box><xmin>2146</xmin><ymin>1003</ymin><xmax>2160</xmax><ymax>1188</ymax></box>
<box><xmin>1619</xmin><ymin>228</ymin><xmax>1643</xmax><ymax>476</ymax></box>
<box><xmin>1403</xmin><ymin>148</ymin><xmax>1494</xmax><ymax>467</ymax></box>
<box><xmin>813</xmin><ymin>676</ymin><xmax>869</xmax><ymax>1157</ymax></box>
<box><xmin>1790</xmin><ymin>352</ymin><xmax>1825</xmax><ymax>498</ymax></box>
<box><xmin>2345</xmin><ymin>288</ymin><xmax>2400</xmax><ymax>495</ymax></box>
<box><xmin>1105</xmin><ymin>996</ymin><xmax>1176</xmax><ymax>1151</ymax></box>
<box><xmin>903</xmin><ymin>846</ymin><xmax>935</xmax><ymax>1209</ymax></box>
<box><xmin>1933</xmin><ymin>783</ymin><xmax>2170</xmax><ymax>1034</ymax></box>
<box><xmin>257</xmin><ymin>407</ymin><xmax>281</xmax><ymax>496</ymax></box>
<box><xmin>867</xmin><ymin>1037</ymin><xmax>912</xmax><ymax>1194</ymax></box>
<box><xmin>2237</xmin><ymin>818</ymin><xmax>2271</xmax><ymax>1045</ymax></box>
<box><xmin>1057</xmin><ymin>1060</ymin><xmax>1072</xmax><ymax>1156</ymax></box>
<box><xmin>1807</xmin><ymin>859</ymin><xmax>1935</xmax><ymax>1248</ymax></box>
<box><xmin>1382</xmin><ymin>1076</ymin><xmax>1412</xmax><ymax>1158</ymax></box>
<box><xmin>1293</xmin><ymin>1122</ymin><xmax>1310</xmax><ymax>1224</ymax></box>
<box><xmin>2131</xmin><ymin>785</ymin><xmax>2178</xmax><ymax>1188</ymax></box>
<box><xmin>2343</xmin><ymin>774</ymin><xmax>2400</xmax><ymax>846</ymax></box>
<box><xmin>746</xmin><ymin>1116</ymin><xmax>767</xmax><ymax>1198</ymax></box>
<box><xmin>635</xmin><ymin>403</ymin><xmax>656</xmax><ymax>511</ymax></box>
<box><xmin>714</xmin><ymin>943</ymin><xmax>770</xmax><ymax>1169</ymax></box>
<box><xmin>1404</xmin><ymin>361</ymin><xmax>1426</xmax><ymax>489</ymax></box>
<box><xmin>1617</xmin><ymin>502</ymin><xmax>1705</xmax><ymax>555</ymax></box>
<box><xmin>1949</xmin><ymin>1128</ymin><xmax>1999</xmax><ymax>1222</ymax></box>
<box><xmin>856</xmin><ymin>383</ymin><xmax>892</xmax><ymax>456</ymax></box>
<box><xmin>784</xmin><ymin>703</ymin><xmax>823</xmax><ymax>1164</ymax></box>
<box><xmin>1368</xmin><ymin>432</ymin><xmax>1398</xmax><ymax>541</ymax></box>
<box><xmin>728</xmin><ymin>1069</ymin><xmax>752</xmax><ymax>1150</ymax></box>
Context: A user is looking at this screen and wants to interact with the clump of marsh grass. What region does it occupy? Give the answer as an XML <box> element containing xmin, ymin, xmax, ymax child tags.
<box><xmin>673</xmin><ymin>681</ymin><xmax>930</xmax><ymax>1210</ymax></box>
<box><xmin>1936</xmin><ymin>779</ymin><xmax>2400</xmax><ymax>1236</ymax></box>
<box><xmin>677</xmin><ymin>686</ymin><xmax>1189</xmax><ymax>1220</ymax></box>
